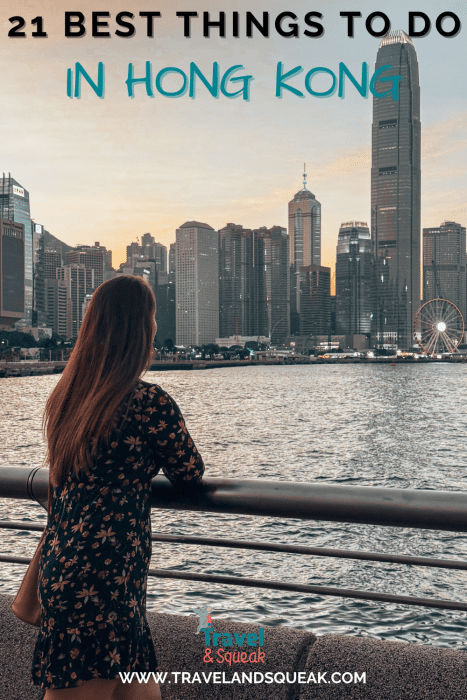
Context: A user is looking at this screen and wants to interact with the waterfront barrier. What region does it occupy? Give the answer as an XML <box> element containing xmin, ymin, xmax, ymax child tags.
<box><xmin>3</xmin><ymin>466</ymin><xmax>467</xmax><ymax>610</ymax></box>
<box><xmin>2</xmin><ymin>595</ymin><xmax>467</xmax><ymax>699</ymax></box>
<box><xmin>1</xmin><ymin>467</ymin><xmax>467</xmax><ymax>698</ymax></box>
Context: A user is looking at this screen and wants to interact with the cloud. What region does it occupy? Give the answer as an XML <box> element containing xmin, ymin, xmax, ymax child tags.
<box><xmin>422</xmin><ymin>113</ymin><xmax>467</xmax><ymax>161</ymax></box>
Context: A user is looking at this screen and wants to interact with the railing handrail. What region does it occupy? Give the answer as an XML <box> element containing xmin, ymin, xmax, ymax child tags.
<box><xmin>2</xmin><ymin>466</ymin><xmax>467</xmax><ymax>612</ymax></box>
<box><xmin>3</xmin><ymin>466</ymin><xmax>467</xmax><ymax>533</ymax></box>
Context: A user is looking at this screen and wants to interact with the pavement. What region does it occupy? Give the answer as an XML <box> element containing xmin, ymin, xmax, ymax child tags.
<box><xmin>1</xmin><ymin>594</ymin><xmax>466</xmax><ymax>699</ymax></box>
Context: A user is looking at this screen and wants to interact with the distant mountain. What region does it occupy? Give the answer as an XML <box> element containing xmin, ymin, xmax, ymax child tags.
<box><xmin>44</xmin><ymin>230</ymin><xmax>73</xmax><ymax>264</ymax></box>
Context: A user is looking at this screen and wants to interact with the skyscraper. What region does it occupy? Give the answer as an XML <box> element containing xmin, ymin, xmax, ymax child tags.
<box><xmin>175</xmin><ymin>221</ymin><xmax>219</xmax><ymax>346</ymax></box>
<box><xmin>218</xmin><ymin>223</ymin><xmax>255</xmax><ymax>338</ymax></box>
<box><xmin>371</xmin><ymin>31</ymin><xmax>421</xmax><ymax>350</ymax></box>
<box><xmin>141</xmin><ymin>233</ymin><xmax>167</xmax><ymax>272</ymax></box>
<box><xmin>66</xmin><ymin>244</ymin><xmax>105</xmax><ymax>288</ymax></box>
<box><xmin>169</xmin><ymin>242</ymin><xmax>176</xmax><ymax>282</ymax></box>
<box><xmin>32</xmin><ymin>223</ymin><xmax>46</xmax><ymax>326</ymax></box>
<box><xmin>335</xmin><ymin>221</ymin><xmax>373</xmax><ymax>336</ymax></box>
<box><xmin>288</xmin><ymin>167</ymin><xmax>321</xmax><ymax>330</ymax></box>
<box><xmin>45</xmin><ymin>278</ymin><xmax>69</xmax><ymax>337</ymax></box>
<box><xmin>0</xmin><ymin>219</ymin><xmax>24</xmax><ymax>327</ymax></box>
<box><xmin>423</xmin><ymin>221</ymin><xmax>466</xmax><ymax>325</ymax></box>
<box><xmin>299</xmin><ymin>265</ymin><xmax>331</xmax><ymax>337</ymax></box>
<box><xmin>56</xmin><ymin>264</ymin><xmax>94</xmax><ymax>337</ymax></box>
<box><xmin>0</xmin><ymin>174</ymin><xmax>33</xmax><ymax>323</ymax></box>
<box><xmin>254</xmin><ymin>226</ymin><xmax>290</xmax><ymax>345</ymax></box>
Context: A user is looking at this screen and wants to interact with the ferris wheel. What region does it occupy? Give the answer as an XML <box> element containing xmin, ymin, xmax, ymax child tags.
<box><xmin>413</xmin><ymin>298</ymin><xmax>465</xmax><ymax>355</ymax></box>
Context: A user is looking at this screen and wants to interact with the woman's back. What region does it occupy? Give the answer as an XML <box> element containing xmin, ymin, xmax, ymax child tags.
<box><xmin>32</xmin><ymin>379</ymin><xmax>204</xmax><ymax>691</ymax></box>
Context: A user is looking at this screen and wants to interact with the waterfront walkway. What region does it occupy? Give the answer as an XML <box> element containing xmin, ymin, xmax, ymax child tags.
<box><xmin>1</xmin><ymin>594</ymin><xmax>466</xmax><ymax>699</ymax></box>
<box><xmin>0</xmin><ymin>355</ymin><xmax>460</xmax><ymax>377</ymax></box>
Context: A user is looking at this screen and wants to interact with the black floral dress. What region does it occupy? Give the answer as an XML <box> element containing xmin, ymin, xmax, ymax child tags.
<box><xmin>31</xmin><ymin>380</ymin><xmax>205</xmax><ymax>690</ymax></box>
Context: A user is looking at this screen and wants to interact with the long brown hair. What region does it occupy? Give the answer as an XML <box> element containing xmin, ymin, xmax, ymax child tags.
<box><xmin>45</xmin><ymin>275</ymin><xmax>156</xmax><ymax>489</ymax></box>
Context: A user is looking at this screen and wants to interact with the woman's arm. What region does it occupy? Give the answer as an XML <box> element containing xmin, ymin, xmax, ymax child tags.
<box><xmin>138</xmin><ymin>383</ymin><xmax>205</xmax><ymax>485</ymax></box>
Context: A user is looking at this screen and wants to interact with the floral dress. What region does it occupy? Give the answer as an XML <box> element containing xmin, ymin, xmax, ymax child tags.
<box><xmin>31</xmin><ymin>380</ymin><xmax>205</xmax><ymax>690</ymax></box>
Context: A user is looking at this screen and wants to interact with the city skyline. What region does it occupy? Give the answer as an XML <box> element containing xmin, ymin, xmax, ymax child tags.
<box><xmin>1</xmin><ymin>0</ymin><xmax>465</xmax><ymax>275</ymax></box>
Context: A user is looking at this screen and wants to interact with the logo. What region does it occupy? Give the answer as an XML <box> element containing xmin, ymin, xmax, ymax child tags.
<box><xmin>192</xmin><ymin>606</ymin><xmax>266</xmax><ymax>666</ymax></box>
<box><xmin>192</xmin><ymin>605</ymin><xmax>213</xmax><ymax>635</ymax></box>
<box><xmin>13</xmin><ymin>185</ymin><xmax>24</xmax><ymax>197</ymax></box>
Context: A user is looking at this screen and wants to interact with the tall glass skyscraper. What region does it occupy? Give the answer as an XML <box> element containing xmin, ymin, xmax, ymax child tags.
<box><xmin>0</xmin><ymin>174</ymin><xmax>33</xmax><ymax>324</ymax></box>
<box><xmin>371</xmin><ymin>31</ymin><xmax>421</xmax><ymax>350</ymax></box>
<box><xmin>423</xmin><ymin>221</ymin><xmax>466</xmax><ymax>327</ymax></box>
<box><xmin>335</xmin><ymin>221</ymin><xmax>373</xmax><ymax>336</ymax></box>
<box><xmin>175</xmin><ymin>221</ymin><xmax>219</xmax><ymax>346</ymax></box>
<box><xmin>288</xmin><ymin>168</ymin><xmax>321</xmax><ymax>332</ymax></box>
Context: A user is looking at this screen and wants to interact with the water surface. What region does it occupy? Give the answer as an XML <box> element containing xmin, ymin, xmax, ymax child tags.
<box><xmin>1</xmin><ymin>364</ymin><xmax>466</xmax><ymax>647</ymax></box>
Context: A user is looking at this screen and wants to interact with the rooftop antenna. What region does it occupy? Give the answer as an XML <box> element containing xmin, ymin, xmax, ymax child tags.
<box><xmin>303</xmin><ymin>163</ymin><xmax>307</xmax><ymax>190</ymax></box>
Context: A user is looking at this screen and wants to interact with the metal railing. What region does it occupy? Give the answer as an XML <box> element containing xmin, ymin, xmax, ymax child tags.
<box><xmin>1</xmin><ymin>466</ymin><xmax>467</xmax><ymax>612</ymax></box>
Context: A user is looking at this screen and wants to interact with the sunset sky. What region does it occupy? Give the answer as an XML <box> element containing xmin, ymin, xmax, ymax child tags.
<box><xmin>1</xmin><ymin>0</ymin><xmax>466</xmax><ymax>275</ymax></box>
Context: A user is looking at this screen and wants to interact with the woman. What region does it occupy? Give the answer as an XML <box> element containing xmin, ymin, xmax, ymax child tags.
<box><xmin>30</xmin><ymin>276</ymin><xmax>205</xmax><ymax>699</ymax></box>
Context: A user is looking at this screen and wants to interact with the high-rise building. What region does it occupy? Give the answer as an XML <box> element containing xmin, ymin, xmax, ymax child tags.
<box><xmin>134</xmin><ymin>259</ymin><xmax>157</xmax><ymax>294</ymax></box>
<box><xmin>371</xmin><ymin>31</ymin><xmax>421</xmax><ymax>350</ymax></box>
<box><xmin>66</xmin><ymin>244</ymin><xmax>105</xmax><ymax>288</ymax></box>
<box><xmin>299</xmin><ymin>265</ymin><xmax>331</xmax><ymax>337</ymax></box>
<box><xmin>32</xmin><ymin>223</ymin><xmax>46</xmax><ymax>326</ymax></box>
<box><xmin>335</xmin><ymin>221</ymin><xmax>373</xmax><ymax>336</ymax></box>
<box><xmin>288</xmin><ymin>167</ymin><xmax>321</xmax><ymax>328</ymax></box>
<box><xmin>169</xmin><ymin>242</ymin><xmax>176</xmax><ymax>282</ymax></box>
<box><xmin>44</xmin><ymin>249</ymin><xmax>62</xmax><ymax>280</ymax></box>
<box><xmin>141</xmin><ymin>233</ymin><xmax>167</xmax><ymax>272</ymax></box>
<box><xmin>0</xmin><ymin>175</ymin><xmax>32</xmax><ymax>323</ymax></box>
<box><xmin>57</xmin><ymin>264</ymin><xmax>94</xmax><ymax>337</ymax></box>
<box><xmin>423</xmin><ymin>221</ymin><xmax>466</xmax><ymax>324</ymax></box>
<box><xmin>254</xmin><ymin>226</ymin><xmax>290</xmax><ymax>345</ymax></box>
<box><xmin>126</xmin><ymin>241</ymin><xmax>140</xmax><ymax>264</ymax></box>
<box><xmin>219</xmin><ymin>223</ymin><xmax>255</xmax><ymax>338</ymax></box>
<box><xmin>155</xmin><ymin>270</ymin><xmax>176</xmax><ymax>344</ymax></box>
<box><xmin>45</xmin><ymin>278</ymin><xmax>70</xmax><ymax>337</ymax></box>
<box><xmin>176</xmin><ymin>221</ymin><xmax>219</xmax><ymax>346</ymax></box>
<box><xmin>0</xmin><ymin>219</ymin><xmax>24</xmax><ymax>327</ymax></box>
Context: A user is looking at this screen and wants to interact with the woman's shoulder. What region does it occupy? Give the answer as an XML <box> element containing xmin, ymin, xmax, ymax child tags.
<box><xmin>134</xmin><ymin>379</ymin><xmax>173</xmax><ymax>404</ymax></box>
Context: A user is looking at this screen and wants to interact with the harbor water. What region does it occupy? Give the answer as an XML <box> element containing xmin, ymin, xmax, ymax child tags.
<box><xmin>1</xmin><ymin>364</ymin><xmax>466</xmax><ymax>648</ymax></box>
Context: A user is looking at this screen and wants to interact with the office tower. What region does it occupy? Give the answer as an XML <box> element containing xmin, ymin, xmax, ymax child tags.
<box><xmin>141</xmin><ymin>233</ymin><xmax>167</xmax><ymax>272</ymax></box>
<box><xmin>66</xmin><ymin>244</ymin><xmax>104</xmax><ymax>288</ymax></box>
<box><xmin>32</xmin><ymin>223</ymin><xmax>46</xmax><ymax>325</ymax></box>
<box><xmin>0</xmin><ymin>219</ymin><xmax>24</xmax><ymax>327</ymax></box>
<box><xmin>44</xmin><ymin>249</ymin><xmax>62</xmax><ymax>280</ymax></box>
<box><xmin>134</xmin><ymin>259</ymin><xmax>157</xmax><ymax>293</ymax></box>
<box><xmin>0</xmin><ymin>174</ymin><xmax>32</xmax><ymax>323</ymax></box>
<box><xmin>299</xmin><ymin>265</ymin><xmax>331</xmax><ymax>337</ymax></box>
<box><xmin>126</xmin><ymin>241</ymin><xmax>140</xmax><ymax>260</ymax></box>
<box><xmin>169</xmin><ymin>242</ymin><xmax>176</xmax><ymax>280</ymax></box>
<box><xmin>423</xmin><ymin>222</ymin><xmax>466</xmax><ymax>324</ymax></box>
<box><xmin>288</xmin><ymin>167</ymin><xmax>321</xmax><ymax>327</ymax></box>
<box><xmin>87</xmin><ymin>241</ymin><xmax>112</xmax><ymax>270</ymax></box>
<box><xmin>371</xmin><ymin>31</ymin><xmax>421</xmax><ymax>350</ymax></box>
<box><xmin>254</xmin><ymin>226</ymin><xmax>290</xmax><ymax>345</ymax></box>
<box><xmin>152</xmin><ymin>243</ymin><xmax>167</xmax><ymax>272</ymax></box>
<box><xmin>330</xmin><ymin>295</ymin><xmax>337</xmax><ymax>335</ymax></box>
<box><xmin>57</xmin><ymin>264</ymin><xmax>94</xmax><ymax>337</ymax></box>
<box><xmin>104</xmin><ymin>249</ymin><xmax>112</xmax><ymax>270</ymax></box>
<box><xmin>219</xmin><ymin>223</ymin><xmax>255</xmax><ymax>338</ymax></box>
<box><xmin>45</xmin><ymin>278</ymin><xmax>70</xmax><ymax>337</ymax></box>
<box><xmin>154</xmin><ymin>270</ymin><xmax>176</xmax><ymax>344</ymax></box>
<box><xmin>335</xmin><ymin>221</ymin><xmax>373</xmax><ymax>335</ymax></box>
<box><xmin>176</xmin><ymin>221</ymin><xmax>219</xmax><ymax>346</ymax></box>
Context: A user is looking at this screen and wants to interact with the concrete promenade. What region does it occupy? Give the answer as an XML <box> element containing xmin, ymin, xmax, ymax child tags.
<box><xmin>1</xmin><ymin>594</ymin><xmax>466</xmax><ymax>699</ymax></box>
<box><xmin>0</xmin><ymin>355</ymin><xmax>459</xmax><ymax>377</ymax></box>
